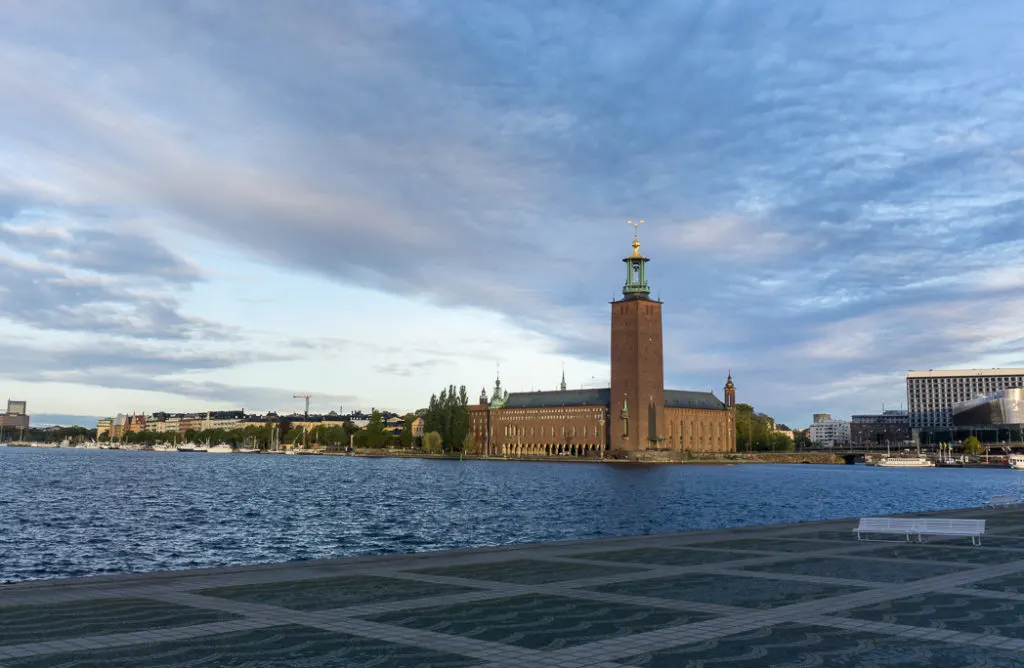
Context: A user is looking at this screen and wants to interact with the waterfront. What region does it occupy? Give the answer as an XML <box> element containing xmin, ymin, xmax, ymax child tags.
<box><xmin>2</xmin><ymin>447</ymin><xmax>1021</xmax><ymax>583</ymax></box>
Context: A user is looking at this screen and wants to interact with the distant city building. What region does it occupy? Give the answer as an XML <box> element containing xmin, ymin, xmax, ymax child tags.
<box><xmin>0</xmin><ymin>399</ymin><xmax>29</xmax><ymax>433</ymax></box>
<box><xmin>850</xmin><ymin>410</ymin><xmax>910</xmax><ymax>446</ymax></box>
<box><xmin>812</xmin><ymin>413</ymin><xmax>832</xmax><ymax>424</ymax></box>
<box><xmin>411</xmin><ymin>417</ymin><xmax>424</xmax><ymax>438</ymax></box>
<box><xmin>809</xmin><ymin>418</ymin><xmax>850</xmax><ymax>448</ymax></box>
<box><xmin>907</xmin><ymin>369</ymin><xmax>1024</xmax><ymax>429</ymax></box>
<box><xmin>466</xmin><ymin>232</ymin><xmax>736</xmax><ymax>458</ymax></box>
<box><xmin>952</xmin><ymin>388</ymin><xmax>1024</xmax><ymax>427</ymax></box>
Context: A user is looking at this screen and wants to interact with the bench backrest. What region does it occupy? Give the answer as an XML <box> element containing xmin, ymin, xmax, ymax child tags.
<box><xmin>856</xmin><ymin>517</ymin><xmax>918</xmax><ymax>531</ymax></box>
<box><xmin>915</xmin><ymin>518</ymin><xmax>985</xmax><ymax>533</ymax></box>
<box><xmin>857</xmin><ymin>517</ymin><xmax>985</xmax><ymax>535</ymax></box>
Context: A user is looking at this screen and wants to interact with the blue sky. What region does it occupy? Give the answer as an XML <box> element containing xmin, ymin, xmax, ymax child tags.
<box><xmin>2</xmin><ymin>1</ymin><xmax>1023</xmax><ymax>428</ymax></box>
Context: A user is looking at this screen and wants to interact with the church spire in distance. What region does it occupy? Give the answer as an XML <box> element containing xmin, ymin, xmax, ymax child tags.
<box><xmin>622</xmin><ymin>219</ymin><xmax>651</xmax><ymax>299</ymax></box>
<box><xmin>560</xmin><ymin>365</ymin><xmax>567</xmax><ymax>391</ymax></box>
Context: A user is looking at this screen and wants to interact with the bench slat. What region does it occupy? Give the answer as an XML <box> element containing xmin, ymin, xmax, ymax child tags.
<box><xmin>853</xmin><ymin>516</ymin><xmax>985</xmax><ymax>545</ymax></box>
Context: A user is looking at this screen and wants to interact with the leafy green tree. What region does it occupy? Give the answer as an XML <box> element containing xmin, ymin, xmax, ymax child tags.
<box><xmin>423</xmin><ymin>431</ymin><xmax>443</xmax><ymax>453</ymax></box>
<box><xmin>399</xmin><ymin>422</ymin><xmax>414</xmax><ymax>448</ymax></box>
<box><xmin>423</xmin><ymin>384</ymin><xmax>470</xmax><ymax>450</ymax></box>
<box><xmin>462</xmin><ymin>432</ymin><xmax>476</xmax><ymax>453</ymax></box>
<box><xmin>363</xmin><ymin>411</ymin><xmax>390</xmax><ymax>448</ymax></box>
<box><xmin>962</xmin><ymin>436</ymin><xmax>984</xmax><ymax>456</ymax></box>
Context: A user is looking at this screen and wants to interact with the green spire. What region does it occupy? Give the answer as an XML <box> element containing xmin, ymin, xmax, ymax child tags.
<box><xmin>622</xmin><ymin>221</ymin><xmax>651</xmax><ymax>298</ymax></box>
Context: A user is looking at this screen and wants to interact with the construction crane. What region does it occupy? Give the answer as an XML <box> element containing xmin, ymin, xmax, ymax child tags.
<box><xmin>293</xmin><ymin>393</ymin><xmax>311</xmax><ymax>419</ymax></box>
<box><xmin>293</xmin><ymin>393</ymin><xmax>312</xmax><ymax>450</ymax></box>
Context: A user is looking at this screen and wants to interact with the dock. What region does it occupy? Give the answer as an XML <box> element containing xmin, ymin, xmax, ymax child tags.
<box><xmin>4</xmin><ymin>505</ymin><xmax>1024</xmax><ymax>666</ymax></box>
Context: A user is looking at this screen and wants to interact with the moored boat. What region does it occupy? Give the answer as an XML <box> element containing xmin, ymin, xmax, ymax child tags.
<box><xmin>874</xmin><ymin>455</ymin><xmax>935</xmax><ymax>467</ymax></box>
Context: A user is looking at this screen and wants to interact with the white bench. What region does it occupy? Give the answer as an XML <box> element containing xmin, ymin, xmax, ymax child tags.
<box><xmin>914</xmin><ymin>519</ymin><xmax>985</xmax><ymax>546</ymax></box>
<box><xmin>853</xmin><ymin>517</ymin><xmax>985</xmax><ymax>546</ymax></box>
<box><xmin>853</xmin><ymin>517</ymin><xmax>920</xmax><ymax>542</ymax></box>
<box><xmin>984</xmin><ymin>494</ymin><xmax>1017</xmax><ymax>508</ymax></box>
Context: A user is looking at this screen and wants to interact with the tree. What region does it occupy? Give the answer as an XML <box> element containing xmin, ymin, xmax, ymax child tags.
<box><xmin>462</xmin><ymin>432</ymin><xmax>476</xmax><ymax>453</ymax></box>
<box><xmin>423</xmin><ymin>384</ymin><xmax>470</xmax><ymax>450</ymax></box>
<box><xmin>962</xmin><ymin>436</ymin><xmax>984</xmax><ymax>456</ymax></box>
<box><xmin>423</xmin><ymin>431</ymin><xmax>443</xmax><ymax>454</ymax></box>
<box><xmin>399</xmin><ymin>422</ymin><xmax>414</xmax><ymax>449</ymax></box>
<box><xmin>363</xmin><ymin>410</ymin><xmax>390</xmax><ymax>448</ymax></box>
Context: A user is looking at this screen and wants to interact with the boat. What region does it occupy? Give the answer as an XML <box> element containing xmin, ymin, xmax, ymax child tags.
<box><xmin>176</xmin><ymin>443</ymin><xmax>208</xmax><ymax>453</ymax></box>
<box><xmin>207</xmin><ymin>443</ymin><xmax>234</xmax><ymax>454</ymax></box>
<box><xmin>875</xmin><ymin>455</ymin><xmax>935</xmax><ymax>468</ymax></box>
<box><xmin>1009</xmin><ymin>454</ymin><xmax>1024</xmax><ymax>470</ymax></box>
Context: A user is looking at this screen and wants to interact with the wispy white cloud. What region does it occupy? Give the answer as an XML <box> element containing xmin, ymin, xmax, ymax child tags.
<box><xmin>1</xmin><ymin>0</ymin><xmax>1024</xmax><ymax>425</ymax></box>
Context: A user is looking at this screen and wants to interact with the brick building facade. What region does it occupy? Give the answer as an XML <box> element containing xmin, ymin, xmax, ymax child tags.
<box><xmin>468</xmin><ymin>231</ymin><xmax>736</xmax><ymax>458</ymax></box>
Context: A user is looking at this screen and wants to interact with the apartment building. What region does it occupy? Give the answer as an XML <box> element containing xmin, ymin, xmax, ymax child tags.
<box><xmin>907</xmin><ymin>369</ymin><xmax>1024</xmax><ymax>429</ymax></box>
<box><xmin>808</xmin><ymin>414</ymin><xmax>850</xmax><ymax>448</ymax></box>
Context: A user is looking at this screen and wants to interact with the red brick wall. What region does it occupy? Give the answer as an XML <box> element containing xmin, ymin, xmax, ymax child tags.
<box><xmin>609</xmin><ymin>298</ymin><xmax>664</xmax><ymax>451</ymax></box>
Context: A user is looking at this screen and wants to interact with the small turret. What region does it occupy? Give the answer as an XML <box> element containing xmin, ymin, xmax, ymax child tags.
<box><xmin>479</xmin><ymin>387</ymin><xmax>488</xmax><ymax>406</ymax></box>
<box><xmin>724</xmin><ymin>371</ymin><xmax>736</xmax><ymax>409</ymax></box>
<box><xmin>560</xmin><ymin>367</ymin><xmax>567</xmax><ymax>391</ymax></box>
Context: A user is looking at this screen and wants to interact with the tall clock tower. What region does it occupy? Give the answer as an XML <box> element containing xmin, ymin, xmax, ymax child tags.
<box><xmin>609</xmin><ymin>223</ymin><xmax>664</xmax><ymax>452</ymax></box>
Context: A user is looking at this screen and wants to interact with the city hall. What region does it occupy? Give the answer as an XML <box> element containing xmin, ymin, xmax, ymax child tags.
<box><xmin>468</xmin><ymin>228</ymin><xmax>737</xmax><ymax>458</ymax></box>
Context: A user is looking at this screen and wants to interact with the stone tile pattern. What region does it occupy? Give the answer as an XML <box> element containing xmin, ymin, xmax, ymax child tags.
<box><xmin>3</xmin><ymin>504</ymin><xmax>1024</xmax><ymax>667</ymax></box>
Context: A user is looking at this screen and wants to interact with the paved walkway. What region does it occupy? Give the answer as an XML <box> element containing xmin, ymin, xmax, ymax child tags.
<box><xmin>4</xmin><ymin>505</ymin><xmax>1024</xmax><ymax>666</ymax></box>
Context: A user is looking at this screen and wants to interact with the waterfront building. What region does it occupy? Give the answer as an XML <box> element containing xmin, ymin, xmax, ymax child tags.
<box><xmin>467</xmin><ymin>230</ymin><xmax>736</xmax><ymax>458</ymax></box>
<box><xmin>809</xmin><ymin>417</ymin><xmax>851</xmax><ymax>448</ymax></box>
<box><xmin>95</xmin><ymin>418</ymin><xmax>113</xmax><ymax>438</ymax></box>
<box><xmin>952</xmin><ymin>388</ymin><xmax>1024</xmax><ymax>428</ymax></box>
<box><xmin>850</xmin><ymin>410</ymin><xmax>910</xmax><ymax>447</ymax></box>
<box><xmin>907</xmin><ymin>369</ymin><xmax>1024</xmax><ymax>429</ymax></box>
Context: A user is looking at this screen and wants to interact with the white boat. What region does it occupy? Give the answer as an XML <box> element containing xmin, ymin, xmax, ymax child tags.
<box><xmin>207</xmin><ymin>443</ymin><xmax>234</xmax><ymax>454</ymax></box>
<box><xmin>177</xmin><ymin>443</ymin><xmax>208</xmax><ymax>453</ymax></box>
<box><xmin>237</xmin><ymin>447</ymin><xmax>261</xmax><ymax>454</ymax></box>
<box><xmin>1008</xmin><ymin>454</ymin><xmax>1024</xmax><ymax>470</ymax></box>
<box><xmin>875</xmin><ymin>455</ymin><xmax>934</xmax><ymax>468</ymax></box>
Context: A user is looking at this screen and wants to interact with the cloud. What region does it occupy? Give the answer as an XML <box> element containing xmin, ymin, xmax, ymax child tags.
<box><xmin>1</xmin><ymin>1</ymin><xmax>1024</xmax><ymax>425</ymax></box>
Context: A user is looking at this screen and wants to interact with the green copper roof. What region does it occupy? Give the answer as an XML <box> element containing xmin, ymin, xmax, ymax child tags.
<box><xmin>664</xmin><ymin>390</ymin><xmax>726</xmax><ymax>410</ymax></box>
<box><xmin>505</xmin><ymin>388</ymin><xmax>610</xmax><ymax>408</ymax></box>
<box><xmin>500</xmin><ymin>388</ymin><xmax>726</xmax><ymax>411</ymax></box>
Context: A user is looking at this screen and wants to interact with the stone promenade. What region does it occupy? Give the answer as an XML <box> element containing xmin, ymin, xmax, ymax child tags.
<box><xmin>4</xmin><ymin>505</ymin><xmax>1024</xmax><ymax>667</ymax></box>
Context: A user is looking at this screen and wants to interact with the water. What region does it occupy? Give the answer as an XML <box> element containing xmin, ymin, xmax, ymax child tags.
<box><xmin>1</xmin><ymin>447</ymin><xmax>1019</xmax><ymax>583</ymax></box>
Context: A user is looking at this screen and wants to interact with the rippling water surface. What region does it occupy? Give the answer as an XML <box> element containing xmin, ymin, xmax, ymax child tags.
<box><xmin>1</xmin><ymin>447</ymin><xmax>1020</xmax><ymax>582</ymax></box>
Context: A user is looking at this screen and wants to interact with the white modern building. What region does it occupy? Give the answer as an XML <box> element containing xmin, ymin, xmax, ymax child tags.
<box><xmin>809</xmin><ymin>415</ymin><xmax>851</xmax><ymax>448</ymax></box>
<box><xmin>907</xmin><ymin>369</ymin><xmax>1024</xmax><ymax>429</ymax></box>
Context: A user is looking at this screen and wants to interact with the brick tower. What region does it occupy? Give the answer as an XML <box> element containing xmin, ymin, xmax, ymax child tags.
<box><xmin>609</xmin><ymin>222</ymin><xmax>664</xmax><ymax>452</ymax></box>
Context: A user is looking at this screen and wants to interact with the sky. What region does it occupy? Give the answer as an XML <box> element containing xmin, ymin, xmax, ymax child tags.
<box><xmin>2</xmin><ymin>1</ymin><xmax>1024</xmax><ymax>429</ymax></box>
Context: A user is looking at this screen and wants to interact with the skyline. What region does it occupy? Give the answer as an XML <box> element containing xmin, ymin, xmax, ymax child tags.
<box><xmin>2</xmin><ymin>2</ymin><xmax>1024</xmax><ymax>428</ymax></box>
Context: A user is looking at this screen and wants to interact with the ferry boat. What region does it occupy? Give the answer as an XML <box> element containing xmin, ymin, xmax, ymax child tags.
<box><xmin>1009</xmin><ymin>454</ymin><xmax>1024</xmax><ymax>470</ymax></box>
<box><xmin>874</xmin><ymin>455</ymin><xmax>935</xmax><ymax>468</ymax></box>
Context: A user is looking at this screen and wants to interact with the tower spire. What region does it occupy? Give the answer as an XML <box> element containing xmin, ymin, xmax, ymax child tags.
<box><xmin>560</xmin><ymin>364</ymin><xmax>567</xmax><ymax>391</ymax></box>
<box><xmin>622</xmin><ymin>220</ymin><xmax>651</xmax><ymax>299</ymax></box>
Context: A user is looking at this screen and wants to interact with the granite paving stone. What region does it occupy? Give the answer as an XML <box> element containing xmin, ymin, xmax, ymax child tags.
<box><xmin>615</xmin><ymin>622</ymin><xmax>1024</xmax><ymax>667</ymax></box>
<box><xmin>741</xmin><ymin>554</ymin><xmax>969</xmax><ymax>583</ymax></box>
<box><xmin>834</xmin><ymin>591</ymin><xmax>1024</xmax><ymax>639</ymax></box>
<box><xmin>586</xmin><ymin>572</ymin><xmax>867</xmax><ymax>609</ymax></box>
<box><xmin>408</xmin><ymin>558</ymin><xmax>642</xmax><ymax>585</ymax></box>
<box><xmin>197</xmin><ymin>573</ymin><xmax>475</xmax><ymax>611</ymax></box>
<box><xmin>563</xmin><ymin>546</ymin><xmax>758</xmax><ymax>567</ymax></box>
<box><xmin>0</xmin><ymin>598</ymin><xmax>239</xmax><ymax>647</ymax></box>
<box><xmin>2</xmin><ymin>625</ymin><xmax>483</xmax><ymax>668</ymax></box>
<box><xmin>362</xmin><ymin>593</ymin><xmax>714</xmax><ymax>650</ymax></box>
